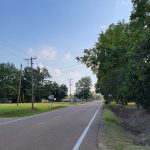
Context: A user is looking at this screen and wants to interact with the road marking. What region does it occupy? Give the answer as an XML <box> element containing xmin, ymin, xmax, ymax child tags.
<box><xmin>72</xmin><ymin>104</ymin><xmax>101</xmax><ymax>150</ymax></box>
<box><xmin>0</xmin><ymin>106</ymin><xmax>71</xmax><ymax>126</ymax></box>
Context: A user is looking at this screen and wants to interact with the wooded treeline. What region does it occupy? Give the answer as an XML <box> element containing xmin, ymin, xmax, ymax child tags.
<box><xmin>0</xmin><ymin>63</ymin><xmax>68</xmax><ymax>103</ymax></box>
<box><xmin>77</xmin><ymin>0</ymin><xmax>150</xmax><ymax>108</ymax></box>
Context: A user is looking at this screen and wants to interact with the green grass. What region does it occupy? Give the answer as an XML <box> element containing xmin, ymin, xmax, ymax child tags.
<box><xmin>102</xmin><ymin>106</ymin><xmax>150</xmax><ymax>150</ymax></box>
<box><xmin>0</xmin><ymin>102</ymin><xmax>79</xmax><ymax>118</ymax></box>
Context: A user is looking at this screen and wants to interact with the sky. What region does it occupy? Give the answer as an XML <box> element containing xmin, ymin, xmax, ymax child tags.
<box><xmin>0</xmin><ymin>0</ymin><xmax>132</xmax><ymax>93</ymax></box>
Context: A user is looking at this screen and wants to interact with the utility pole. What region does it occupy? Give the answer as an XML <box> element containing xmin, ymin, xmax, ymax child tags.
<box><xmin>69</xmin><ymin>79</ymin><xmax>73</xmax><ymax>101</ymax></box>
<box><xmin>17</xmin><ymin>64</ymin><xmax>22</xmax><ymax>106</ymax></box>
<box><xmin>25</xmin><ymin>57</ymin><xmax>37</xmax><ymax>109</ymax></box>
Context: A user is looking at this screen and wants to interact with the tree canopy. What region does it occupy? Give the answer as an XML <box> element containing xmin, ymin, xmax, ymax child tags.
<box><xmin>75</xmin><ymin>76</ymin><xmax>92</xmax><ymax>100</ymax></box>
<box><xmin>77</xmin><ymin>0</ymin><xmax>150</xmax><ymax>108</ymax></box>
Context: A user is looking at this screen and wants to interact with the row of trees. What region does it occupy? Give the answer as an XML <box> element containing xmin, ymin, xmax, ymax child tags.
<box><xmin>0</xmin><ymin>63</ymin><xmax>68</xmax><ymax>103</ymax></box>
<box><xmin>77</xmin><ymin>0</ymin><xmax>150</xmax><ymax>108</ymax></box>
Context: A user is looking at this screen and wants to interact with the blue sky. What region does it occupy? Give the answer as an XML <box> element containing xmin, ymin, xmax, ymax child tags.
<box><xmin>0</xmin><ymin>0</ymin><xmax>132</xmax><ymax>92</ymax></box>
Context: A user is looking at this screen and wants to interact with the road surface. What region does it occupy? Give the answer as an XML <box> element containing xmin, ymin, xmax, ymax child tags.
<box><xmin>0</xmin><ymin>101</ymin><xmax>103</xmax><ymax>150</ymax></box>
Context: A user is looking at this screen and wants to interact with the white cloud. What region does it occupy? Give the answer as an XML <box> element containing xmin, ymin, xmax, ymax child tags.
<box><xmin>52</xmin><ymin>69</ymin><xmax>62</xmax><ymax>77</ymax></box>
<box><xmin>38</xmin><ymin>48</ymin><xmax>56</xmax><ymax>61</ymax></box>
<box><xmin>27</xmin><ymin>47</ymin><xmax>57</xmax><ymax>61</ymax></box>
<box><xmin>27</xmin><ymin>48</ymin><xmax>35</xmax><ymax>56</ymax></box>
<box><xmin>46</xmin><ymin>66</ymin><xmax>62</xmax><ymax>77</ymax></box>
<box><xmin>63</xmin><ymin>53</ymin><xmax>72</xmax><ymax>61</ymax></box>
<box><xmin>33</xmin><ymin>62</ymin><xmax>45</xmax><ymax>71</ymax></box>
<box><xmin>115</xmin><ymin>0</ymin><xmax>130</xmax><ymax>6</ymax></box>
<box><xmin>69</xmin><ymin>70</ymin><xmax>81</xmax><ymax>78</ymax></box>
<box><xmin>37</xmin><ymin>62</ymin><xmax>44</xmax><ymax>68</ymax></box>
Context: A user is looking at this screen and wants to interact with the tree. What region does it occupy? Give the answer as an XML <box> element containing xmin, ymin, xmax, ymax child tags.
<box><xmin>77</xmin><ymin>21</ymin><xmax>130</xmax><ymax>105</ymax></box>
<box><xmin>34</xmin><ymin>67</ymin><xmax>51</xmax><ymax>101</ymax></box>
<box><xmin>43</xmin><ymin>81</ymin><xmax>68</xmax><ymax>101</ymax></box>
<box><xmin>58</xmin><ymin>84</ymin><xmax>68</xmax><ymax>101</ymax></box>
<box><xmin>22</xmin><ymin>66</ymin><xmax>51</xmax><ymax>102</ymax></box>
<box><xmin>77</xmin><ymin>0</ymin><xmax>150</xmax><ymax>109</ymax></box>
<box><xmin>0</xmin><ymin>63</ymin><xmax>19</xmax><ymax>102</ymax></box>
<box><xmin>127</xmin><ymin>0</ymin><xmax>150</xmax><ymax>108</ymax></box>
<box><xmin>75</xmin><ymin>77</ymin><xmax>92</xmax><ymax>100</ymax></box>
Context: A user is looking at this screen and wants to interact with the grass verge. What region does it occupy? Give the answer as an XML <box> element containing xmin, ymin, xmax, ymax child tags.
<box><xmin>100</xmin><ymin>105</ymin><xmax>150</xmax><ymax>150</ymax></box>
<box><xmin>0</xmin><ymin>102</ymin><xmax>79</xmax><ymax>118</ymax></box>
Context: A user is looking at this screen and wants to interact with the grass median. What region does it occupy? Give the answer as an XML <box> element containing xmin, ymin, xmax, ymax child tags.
<box><xmin>0</xmin><ymin>102</ymin><xmax>79</xmax><ymax>118</ymax></box>
<box><xmin>100</xmin><ymin>105</ymin><xmax>150</xmax><ymax>150</ymax></box>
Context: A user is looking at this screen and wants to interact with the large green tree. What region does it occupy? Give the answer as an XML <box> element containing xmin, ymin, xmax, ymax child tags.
<box><xmin>43</xmin><ymin>81</ymin><xmax>68</xmax><ymax>101</ymax></box>
<box><xmin>127</xmin><ymin>0</ymin><xmax>150</xmax><ymax>108</ymax></box>
<box><xmin>22</xmin><ymin>66</ymin><xmax>51</xmax><ymax>102</ymax></box>
<box><xmin>77</xmin><ymin>22</ymin><xmax>130</xmax><ymax>104</ymax></box>
<box><xmin>0</xmin><ymin>63</ymin><xmax>19</xmax><ymax>102</ymax></box>
<box><xmin>58</xmin><ymin>84</ymin><xmax>68</xmax><ymax>101</ymax></box>
<box><xmin>77</xmin><ymin>0</ymin><xmax>150</xmax><ymax>108</ymax></box>
<box><xmin>75</xmin><ymin>76</ymin><xmax>92</xmax><ymax>100</ymax></box>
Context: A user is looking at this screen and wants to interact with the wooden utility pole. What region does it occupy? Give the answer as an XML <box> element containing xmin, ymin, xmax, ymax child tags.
<box><xmin>69</xmin><ymin>79</ymin><xmax>73</xmax><ymax>101</ymax></box>
<box><xmin>17</xmin><ymin>64</ymin><xmax>22</xmax><ymax>106</ymax></box>
<box><xmin>25</xmin><ymin>57</ymin><xmax>37</xmax><ymax>109</ymax></box>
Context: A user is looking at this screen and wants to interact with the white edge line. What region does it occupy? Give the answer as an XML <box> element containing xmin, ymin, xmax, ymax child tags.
<box><xmin>72</xmin><ymin>104</ymin><xmax>101</xmax><ymax>150</ymax></box>
<box><xmin>0</xmin><ymin>106</ymin><xmax>71</xmax><ymax>126</ymax></box>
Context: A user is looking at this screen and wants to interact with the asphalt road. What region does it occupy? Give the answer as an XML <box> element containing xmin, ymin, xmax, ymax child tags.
<box><xmin>0</xmin><ymin>101</ymin><xmax>103</xmax><ymax>150</ymax></box>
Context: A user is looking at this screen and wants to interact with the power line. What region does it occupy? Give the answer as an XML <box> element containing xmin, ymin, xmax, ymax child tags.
<box><xmin>25</xmin><ymin>57</ymin><xmax>37</xmax><ymax>109</ymax></box>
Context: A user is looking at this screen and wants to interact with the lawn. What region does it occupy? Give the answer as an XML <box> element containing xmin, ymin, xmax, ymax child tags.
<box><xmin>0</xmin><ymin>102</ymin><xmax>78</xmax><ymax>118</ymax></box>
<box><xmin>100</xmin><ymin>106</ymin><xmax>150</xmax><ymax>150</ymax></box>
